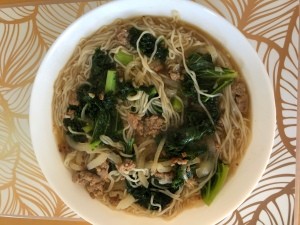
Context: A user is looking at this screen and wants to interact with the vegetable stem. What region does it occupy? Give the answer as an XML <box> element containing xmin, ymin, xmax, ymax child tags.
<box><xmin>105</xmin><ymin>70</ymin><xmax>117</xmax><ymax>93</ymax></box>
<box><xmin>115</xmin><ymin>50</ymin><xmax>133</xmax><ymax>66</ymax></box>
<box><xmin>82</xmin><ymin>124</ymin><xmax>93</xmax><ymax>133</ymax></box>
<box><xmin>89</xmin><ymin>140</ymin><xmax>101</xmax><ymax>150</ymax></box>
<box><xmin>202</xmin><ymin>162</ymin><xmax>229</xmax><ymax>205</ymax></box>
<box><xmin>171</xmin><ymin>96</ymin><xmax>183</xmax><ymax>112</ymax></box>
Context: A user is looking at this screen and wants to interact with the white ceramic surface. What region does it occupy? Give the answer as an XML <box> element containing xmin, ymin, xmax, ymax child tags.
<box><xmin>29</xmin><ymin>0</ymin><xmax>276</xmax><ymax>224</ymax></box>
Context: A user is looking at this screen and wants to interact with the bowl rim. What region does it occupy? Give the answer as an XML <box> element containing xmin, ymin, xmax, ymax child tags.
<box><xmin>29</xmin><ymin>0</ymin><xmax>276</xmax><ymax>225</ymax></box>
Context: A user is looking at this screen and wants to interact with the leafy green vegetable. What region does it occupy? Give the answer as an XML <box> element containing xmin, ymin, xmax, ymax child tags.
<box><xmin>181</xmin><ymin>76</ymin><xmax>197</xmax><ymax>101</ymax></box>
<box><xmin>63</xmin><ymin>117</ymin><xmax>86</xmax><ymax>132</ymax></box>
<box><xmin>186</xmin><ymin>98</ymin><xmax>220</xmax><ymax>126</ymax></box>
<box><xmin>164</xmin><ymin>94</ymin><xmax>219</xmax><ymax>160</ymax></box>
<box><xmin>187</xmin><ymin>53</ymin><xmax>214</xmax><ymax>72</ymax></box>
<box><xmin>178</xmin><ymin>125</ymin><xmax>213</xmax><ymax>146</ymax></box>
<box><xmin>201</xmin><ymin>162</ymin><xmax>229</xmax><ymax>205</ymax></box>
<box><xmin>124</xmin><ymin>138</ymin><xmax>134</xmax><ymax>155</ymax></box>
<box><xmin>116</xmin><ymin>82</ymin><xmax>136</xmax><ymax>100</ymax></box>
<box><xmin>88</xmin><ymin>48</ymin><xmax>116</xmax><ymax>93</ymax></box>
<box><xmin>71</xmin><ymin>135</ymin><xmax>88</xmax><ymax>143</ymax></box>
<box><xmin>63</xmin><ymin>49</ymin><xmax>123</xmax><ymax>144</ymax></box>
<box><xmin>197</xmin><ymin>68</ymin><xmax>237</xmax><ymax>80</ymax></box>
<box><xmin>183</xmin><ymin>52</ymin><xmax>238</xmax><ymax>102</ymax></box>
<box><xmin>76</xmin><ymin>83</ymin><xmax>93</xmax><ymax>105</ymax></box>
<box><xmin>128</xmin><ymin>27</ymin><xmax>168</xmax><ymax>62</ymax></box>
<box><xmin>139</xmin><ymin>85</ymin><xmax>157</xmax><ymax>98</ymax></box>
<box><xmin>165</xmin><ymin>123</ymin><xmax>213</xmax><ymax>158</ymax></box>
<box><xmin>151</xmin><ymin>104</ymin><xmax>163</xmax><ymax>114</ymax></box>
<box><xmin>116</xmin><ymin>81</ymin><xmax>157</xmax><ymax>101</ymax></box>
<box><xmin>63</xmin><ymin>117</ymin><xmax>88</xmax><ymax>143</ymax></box>
<box><xmin>91</xmin><ymin>109</ymin><xmax>110</xmax><ymax>142</ymax></box>
<box><xmin>110</xmin><ymin>107</ymin><xmax>123</xmax><ymax>140</ymax></box>
<box><xmin>90</xmin><ymin>48</ymin><xmax>115</xmax><ymax>77</ymax></box>
<box><xmin>101</xmin><ymin>93</ymin><xmax>117</xmax><ymax>110</ymax></box>
<box><xmin>197</xmin><ymin>68</ymin><xmax>237</xmax><ymax>102</ymax></box>
<box><xmin>126</xmin><ymin>182</ymin><xmax>172</xmax><ymax>210</ymax></box>
<box><xmin>115</xmin><ymin>50</ymin><xmax>133</xmax><ymax>66</ymax></box>
<box><xmin>171</xmin><ymin>165</ymin><xmax>185</xmax><ymax>189</ymax></box>
<box><xmin>185</xmin><ymin>142</ymin><xmax>209</xmax><ymax>160</ymax></box>
<box><xmin>164</xmin><ymin>96</ymin><xmax>218</xmax><ymax>159</ymax></box>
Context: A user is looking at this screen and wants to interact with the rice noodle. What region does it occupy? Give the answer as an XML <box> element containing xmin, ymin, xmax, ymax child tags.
<box><xmin>150</xmin><ymin>137</ymin><xmax>166</xmax><ymax>175</ymax></box>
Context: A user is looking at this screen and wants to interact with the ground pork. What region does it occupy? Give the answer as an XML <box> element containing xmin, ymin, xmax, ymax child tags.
<box><xmin>108</xmin><ymin>191</ymin><xmax>124</xmax><ymax>206</ymax></box>
<box><xmin>169</xmin><ymin>72</ymin><xmax>181</xmax><ymax>81</ymax></box>
<box><xmin>136</xmin><ymin>115</ymin><xmax>164</xmax><ymax>137</ymax></box>
<box><xmin>72</xmin><ymin>162</ymin><xmax>111</xmax><ymax>199</ymax></box>
<box><xmin>95</xmin><ymin>161</ymin><xmax>110</xmax><ymax>182</ymax></box>
<box><xmin>127</xmin><ymin>113</ymin><xmax>141</xmax><ymax>130</ymax></box>
<box><xmin>168</xmin><ymin>64</ymin><xmax>182</xmax><ymax>81</ymax></box>
<box><xmin>68</xmin><ymin>92</ymin><xmax>79</xmax><ymax>106</ymax></box>
<box><xmin>72</xmin><ymin>171</ymin><xmax>105</xmax><ymax>198</ymax></box>
<box><xmin>117</xmin><ymin>159</ymin><xmax>136</xmax><ymax>174</ymax></box>
<box><xmin>127</xmin><ymin>114</ymin><xmax>164</xmax><ymax>137</ymax></box>
<box><xmin>117</xmin><ymin>29</ymin><xmax>129</xmax><ymax>46</ymax></box>
<box><xmin>231</xmin><ymin>80</ymin><xmax>249</xmax><ymax>115</ymax></box>
<box><xmin>149</xmin><ymin>60</ymin><xmax>163</xmax><ymax>72</ymax></box>
<box><xmin>171</xmin><ymin>157</ymin><xmax>188</xmax><ymax>166</ymax></box>
<box><xmin>58</xmin><ymin>143</ymin><xmax>71</xmax><ymax>154</ymax></box>
<box><xmin>66</xmin><ymin>109</ymin><xmax>75</xmax><ymax>118</ymax></box>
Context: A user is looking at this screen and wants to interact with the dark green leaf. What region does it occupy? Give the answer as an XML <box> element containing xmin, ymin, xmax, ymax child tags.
<box><xmin>187</xmin><ymin>53</ymin><xmax>214</xmax><ymax>73</ymax></box>
<box><xmin>92</xmin><ymin>109</ymin><xmax>110</xmax><ymax>141</ymax></box>
<box><xmin>201</xmin><ymin>162</ymin><xmax>229</xmax><ymax>205</ymax></box>
<box><xmin>171</xmin><ymin>165</ymin><xmax>185</xmax><ymax>189</ymax></box>
<box><xmin>126</xmin><ymin>182</ymin><xmax>173</xmax><ymax>210</ymax></box>
<box><xmin>128</xmin><ymin>27</ymin><xmax>168</xmax><ymax>62</ymax></box>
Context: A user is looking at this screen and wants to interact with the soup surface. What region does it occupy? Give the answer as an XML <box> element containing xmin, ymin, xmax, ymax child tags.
<box><xmin>52</xmin><ymin>14</ymin><xmax>250</xmax><ymax>218</ymax></box>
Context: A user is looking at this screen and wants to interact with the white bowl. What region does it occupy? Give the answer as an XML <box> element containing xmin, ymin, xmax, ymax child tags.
<box><xmin>30</xmin><ymin>0</ymin><xmax>276</xmax><ymax>224</ymax></box>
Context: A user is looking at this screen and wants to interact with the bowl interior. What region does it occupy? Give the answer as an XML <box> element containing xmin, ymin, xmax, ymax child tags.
<box><xmin>30</xmin><ymin>1</ymin><xmax>276</xmax><ymax>225</ymax></box>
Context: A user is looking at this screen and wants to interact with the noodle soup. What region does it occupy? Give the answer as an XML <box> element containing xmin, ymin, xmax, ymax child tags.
<box><xmin>52</xmin><ymin>14</ymin><xmax>250</xmax><ymax>218</ymax></box>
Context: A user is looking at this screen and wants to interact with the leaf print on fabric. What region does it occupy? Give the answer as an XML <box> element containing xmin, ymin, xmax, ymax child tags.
<box><xmin>35</xmin><ymin>3</ymin><xmax>83</xmax><ymax>47</ymax></box>
<box><xmin>0</xmin><ymin>145</ymin><xmax>19</xmax><ymax>190</ymax></box>
<box><xmin>80</xmin><ymin>0</ymin><xmax>108</xmax><ymax>15</ymax></box>
<box><xmin>0</xmin><ymin>22</ymin><xmax>45</xmax><ymax>87</ymax></box>
<box><xmin>275</xmin><ymin>10</ymin><xmax>298</xmax><ymax>155</ymax></box>
<box><xmin>2</xmin><ymin>83</ymin><xmax>32</xmax><ymax>115</ymax></box>
<box><xmin>228</xmin><ymin>130</ymin><xmax>296</xmax><ymax>224</ymax></box>
<box><xmin>52</xmin><ymin>199</ymin><xmax>78</xmax><ymax>217</ymax></box>
<box><xmin>0</xmin><ymin>121</ymin><xmax>77</xmax><ymax>216</ymax></box>
<box><xmin>252</xmin><ymin>180</ymin><xmax>295</xmax><ymax>225</ymax></box>
<box><xmin>0</xmin><ymin>6</ymin><xmax>36</xmax><ymax>22</ymax></box>
<box><xmin>194</xmin><ymin>0</ymin><xmax>248</xmax><ymax>26</ymax></box>
<box><xmin>216</xmin><ymin>211</ymin><xmax>243</xmax><ymax>225</ymax></box>
<box><xmin>240</xmin><ymin>0</ymin><xmax>297</xmax><ymax>47</ymax></box>
<box><xmin>0</xmin><ymin>5</ymin><xmax>80</xmax><ymax>217</ymax></box>
<box><xmin>0</xmin><ymin>103</ymin><xmax>12</xmax><ymax>147</ymax></box>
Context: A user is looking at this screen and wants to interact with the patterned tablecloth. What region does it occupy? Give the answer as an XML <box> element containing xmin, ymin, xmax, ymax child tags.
<box><xmin>0</xmin><ymin>0</ymin><xmax>298</xmax><ymax>224</ymax></box>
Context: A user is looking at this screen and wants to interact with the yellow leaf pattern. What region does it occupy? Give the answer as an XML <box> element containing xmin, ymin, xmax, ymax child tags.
<box><xmin>0</xmin><ymin>1</ymin><xmax>297</xmax><ymax>223</ymax></box>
